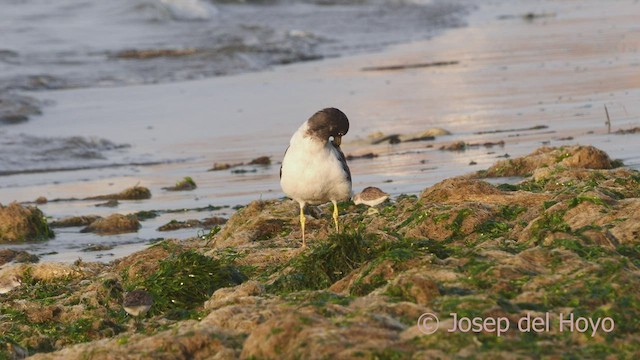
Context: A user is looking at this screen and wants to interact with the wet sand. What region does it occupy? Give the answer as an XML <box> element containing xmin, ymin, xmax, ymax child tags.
<box><xmin>1</xmin><ymin>0</ymin><xmax>639</xmax><ymax>262</ymax></box>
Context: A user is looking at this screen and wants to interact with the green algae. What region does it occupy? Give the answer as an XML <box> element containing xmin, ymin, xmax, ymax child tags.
<box><xmin>135</xmin><ymin>250</ymin><xmax>246</xmax><ymax>316</ymax></box>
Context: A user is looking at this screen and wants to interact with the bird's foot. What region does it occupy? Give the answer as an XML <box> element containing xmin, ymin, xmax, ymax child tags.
<box><xmin>365</xmin><ymin>207</ymin><xmax>380</xmax><ymax>215</ymax></box>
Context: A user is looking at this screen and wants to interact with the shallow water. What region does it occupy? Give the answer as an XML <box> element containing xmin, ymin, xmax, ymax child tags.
<box><xmin>0</xmin><ymin>0</ymin><xmax>474</xmax><ymax>175</ymax></box>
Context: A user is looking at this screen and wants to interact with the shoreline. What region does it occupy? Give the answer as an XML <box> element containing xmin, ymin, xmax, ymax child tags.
<box><xmin>1</xmin><ymin>0</ymin><xmax>640</xmax><ymax>264</ymax></box>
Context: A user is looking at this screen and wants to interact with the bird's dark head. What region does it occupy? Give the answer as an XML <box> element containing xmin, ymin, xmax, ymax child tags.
<box><xmin>305</xmin><ymin>108</ymin><xmax>350</xmax><ymax>145</ymax></box>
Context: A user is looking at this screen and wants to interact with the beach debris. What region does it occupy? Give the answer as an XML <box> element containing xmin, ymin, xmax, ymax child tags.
<box><xmin>605</xmin><ymin>105</ymin><xmax>612</xmax><ymax>133</ymax></box>
<box><xmin>231</xmin><ymin>168</ymin><xmax>257</xmax><ymax>174</ymax></box>
<box><xmin>362</xmin><ymin>60</ymin><xmax>459</xmax><ymax>72</ymax></box>
<box><xmin>440</xmin><ymin>140</ymin><xmax>505</xmax><ymax>151</ymax></box>
<box><xmin>474</xmin><ymin>125</ymin><xmax>547</xmax><ymax>135</ymax></box>
<box><xmin>346</xmin><ymin>152</ymin><xmax>378</xmax><ymax>161</ymax></box>
<box><xmin>369</xmin><ymin>128</ymin><xmax>450</xmax><ymax>145</ymax></box>
<box><xmin>82</xmin><ymin>244</ymin><xmax>114</xmax><ymax>252</ymax></box>
<box><xmin>400</xmin><ymin>128</ymin><xmax>450</xmax><ymax>141</ymax></box>
<box><xmin>0</xmin><ymin>202</ymin><xmax>54</xmax><ymax>243</ymax></box>
<box><xmin>158</xmin><ymin>216</ymin><xmax>227</xmax><ymax>232</ymax></box>
<box><xmin>95</xmin><ymin>199</ymin><xmax>119</xmax><ymax>207</ymax></box>
<box><xmin>50</xmin><ymin>215</ymin><xmax>102</xmax><ymax>228</ymax></box>
<box><xmin>209</xmin><ymin>163</ymin><xmax>232</xmax><ymax>171</ymax></box>
<box><xmin>81</xmin><ymin>214</ymin><xmax>141</xmax><ymax>235</ymax></box>
<box><xmin>85</xmin><ymin>185</ymin><xmax>151</xmax><ymax>201</ymax></box>
<box><xmin>209</xmin><ymin>156</ymin><xmax>272</xmax><ymax>172</ymax></box>
<box><xmin>615</xmin><ymin>127</ymin><xmax>640</xmax><ymax>134</ymax></box>
<box><xmin>248</xmin><ymin>156</ymin><xmax>271</xmax><ymax>165</ymax></box>
<box><xmin>371</xmin><ymin>134</ymin><xmax>401</xmax><ymax>145</ymax></box>
<box><xmin>522</xmin><ymin>12</ymin><xmax>556</xmax><ymax>21</ymax></box>
<box><xmin>497</xmin><ymin>12</ymin><xmax>556</xmax><ymax>21</ymax></box>
<box><xmin>441</xmin><ymin>141</ymin><xmax>467</xmax><ymax>151</ymax></box>
<box><xmin>163</xmin><ymin>176</ymin><xmax>197</xmax><ymax>191</ymax></box>
<box><xmin>134</xmin><ymin>210</ymin><xmax>160</xmax><ymax>221</ymax></box>
<box><xmin>114</xmin><ymin>48</ymin><xmax>201</xmax><ymax>60</ymax></box>
<box><xmin>202</xmin><ymin>216</ymin><xmax>228</xmax><ymax>227</ymax></box>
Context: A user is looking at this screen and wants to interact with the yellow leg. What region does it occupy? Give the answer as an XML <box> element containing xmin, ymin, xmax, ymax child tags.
<box><xmin>299</xmin><ymin>204</ymin><xmax>306</xmax><ymax>247</ymax></box>
<box><xmin>332</xmin><ymin>200</ymin><xmax>339</xmax><ymax>232</ymax></box>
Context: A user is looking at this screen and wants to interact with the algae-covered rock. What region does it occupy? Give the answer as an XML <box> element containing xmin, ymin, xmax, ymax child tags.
<box><xmin>157</xmin><ymin>216</ymin><xmax>227</xmax><ymax>232</ymax></box>
<box><xmin>85</xmin><ymin>185</ymin><xmax>151</xmax><ymax>201</ymax></box>
<box><xmin>6</xmin><ymin>145</ymin><xmax>640</xmax><ymax>359</ymax></box>
<box><xmin>81</xmin><ymin>214</ymin><xmax>140</xmax><ymax>235</ymax></box>
<box><xmin>0</xmin><ymin>93</ymin><xmax>42</xmax><ymax>124</ymax></box>
<box><xmin>0</xmin><ymin>249</ymin><xmax>39</xmax><ymax>265</ymax></box>
<box><xmin>50</xmin><ymin>215</ymin><xmax>102</xmax><ymax>228</ymax></box>
<box><xmin>135</xmin><ymin>250</ymin><xmax>246</xmax><ymax>314</ymax></box>
<box><xmin>479</xmin><ymin>145</ymin><xmax>613</xmax><ymax>177</ymax></box>
<box><xmin>162</xmin><ymin>176</ymin><xmax>197</xmax><ymax>191</ymax></box>
<box><xmin>248</xmin><ymin>156</ymin><xmax>271</xmax><ymax>165</ymax></box>
<box><xmin>0</xmin><ymin>202</ymin><xmax>54</xmax><ymax>242</ymax></box>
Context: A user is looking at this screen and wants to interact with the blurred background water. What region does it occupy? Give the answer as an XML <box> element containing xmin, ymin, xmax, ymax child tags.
<box><xmin>0</xmin><ymin>0</ymin><xmax>481</xmax><ymax>262</ymax></box>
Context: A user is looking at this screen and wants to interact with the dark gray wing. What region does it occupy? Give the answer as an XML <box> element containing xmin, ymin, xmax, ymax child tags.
<box><xmin>280</xmin><ymin>146</ymin><xmax>289</xmax><ymax>179</ymax></box>
<box><xmin>332</xmin><ymin>141</ymin><xmax>351</xmax><ymax>182</ymax></box>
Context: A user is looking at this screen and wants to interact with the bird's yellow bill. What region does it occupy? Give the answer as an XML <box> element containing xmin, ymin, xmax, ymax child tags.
<box><xmin>333</xmin><ymin>135</ymin><xmax>342</xmax><ymax>146</ymax></box>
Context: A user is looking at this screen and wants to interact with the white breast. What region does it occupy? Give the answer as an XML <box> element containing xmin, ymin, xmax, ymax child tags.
<box><xmin>280</xmin><ymin>126</ymin><xmax>351</xmax><ymax>205</ymax></box>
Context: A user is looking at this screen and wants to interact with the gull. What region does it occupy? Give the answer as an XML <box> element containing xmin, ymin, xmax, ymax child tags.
<box><xmin>280</xmin><ymin>108</ymin><xmax>352</xmax><ymax>247</ymax></box>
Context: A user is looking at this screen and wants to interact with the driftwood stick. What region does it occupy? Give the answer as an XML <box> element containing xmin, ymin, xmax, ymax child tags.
<box><xmin>362</xmin><ymin>60</ymin><xmax>459</xmax><ymax>72</ymax></box>
<box><xmin>604</xmin><ymin>105</ymin><xmax>611</xmax><ymax>134</ymax></box>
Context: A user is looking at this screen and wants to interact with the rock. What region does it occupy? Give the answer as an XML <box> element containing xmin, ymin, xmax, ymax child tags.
<box><xmin>204</xmin><ymin>280</ymin><xmax>265</xmax><ymax>310</ymax></box>
<box><xmin>560</xmin><ymin>146</ymin><xmax>612</xmax><ymax>169</ymax></box>
<box><xmin>7</xmin><ymin>145</ymin><xmax>640</xmax><ymax>359</ymax></box>
<box><xmin>85</xmin><ymin>186</ymin><xmax>151</xmax><ymax>201</ymax></box>
<box><xmin>480</xmin><ymin>145</ymin><xmax>613</xmax><ymax>177</ymax></box>
<box><xmin>248</xmin><ymin>156</ymin><xmax>271</xmax><ymax>165</ymax></box>
<box><xmin>114</xmin><ymin>241</ymin><xmax>177</xmax><ymax>282</ymax></box>
<box><xmin>202</xmin><ymin>217</ymin><xmax>227</xmax><ymax>227</ymax></box>
<box><xmin>1</xmin><ymin>262</ymin><xmax>82</xmax><ymax>282</ymax></box>
<box><xmin>371</xmin><ymin>134</ymin><xmax>401</xmax><ymax>145</ymax></box>
<box><xmin>50</xmin><ymin>215</ymin><xmax>102</xmax><ymax>228</ymax></box>
<box><xmin>157</xmin><ymin>219</ymin><xmax>201</xmax><ymax>232</ymax></box>
<box><xmin>346</xmin><ymin>152</ymin><xmax>378</xmax><ymax>160</ymax></box>
<box><xmin>81</xmin><ymin>214</ymin><xmax>140</xmax><ymax>235</ymax></box>
<box><xmin>0</xmin><ymin>202</ymin><xmax>54</xmax><ymax>242</ymax></box>
<box><xmin>35</xmin><ymin>196</ymin><xmax>48</xmax><ymax>204</ymax></box>
<box><xmin>162</xmin><ymin>177</ymin><xmax>197</xmax><ymax>191</ymax></box>
<box><xmin>440</xmin><ymin>140</ymin><xmax>467</xmax><ymax>151</ymax></box>
<box><xmin>0</xmin><ymin>249</ymin><xmax>39</xmax><ymax>266</ymax></box>
<box><xmin>421</xmin><ymin>178</ymin><xmax>502</xmax><ymax>203</ymax></box>
<box><xmin>158</xmin><ymin>217</ymin><xmax>227</xmax><ymax>232</ymax></box>
<box><xmin>0</xmin><ymin>93</ymin><xmax>42</xmax><ymax>124</ymax></box>
<box><xmin>615</xmin><ymin>127</ymin><xmax>640</xmax><ymax>134</ymax></box>
<box><xmin>209</xmin><ymin>163</ymin><xmax>232</xmax><ymax>171</ymax></box>
<box><xmin>95</xmin><ymin>200</ymin><xmax>119</xmax><ymax>207</ymax></box>
<box><xmin>114</xmin><ymin>48</ymin><xmax>201</xmax><ymax>59</ymax></box>
<box><xmin>393</xmin><ymin>273</ymin><xmax>440</xmax><ymax>305</ymax></box>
